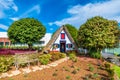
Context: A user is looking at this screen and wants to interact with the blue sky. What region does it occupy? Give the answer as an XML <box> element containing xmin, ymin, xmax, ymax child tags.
<box><xmin>0</xmin><ymin>0</ymin><xmax>120</xmax><ymax>33</ymax></box>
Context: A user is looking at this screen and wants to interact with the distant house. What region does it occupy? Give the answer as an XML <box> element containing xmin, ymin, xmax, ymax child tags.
<box><xmin>43</xmin><ymin>25</ymin><xmax>78</xmax><ymax>52</ymax></box>
<box><xmin>0</xmin><ymin>32</ymin><xmax>11</xmax><ymax>46</ymax></box>
<box><xmin>0</xmin><ymin>32</ymin><xmax>52</xmax><ymax>47</ymax></box>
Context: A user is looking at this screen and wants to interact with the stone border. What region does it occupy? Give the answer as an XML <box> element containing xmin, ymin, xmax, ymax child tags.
<box><xmin>0</xmin><ymin>57</ymin><xmax>69</xmax><ymax>79</ymax></box>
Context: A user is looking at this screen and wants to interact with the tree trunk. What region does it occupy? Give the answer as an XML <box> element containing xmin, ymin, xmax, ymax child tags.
<box><xmin>28</xmin><ymin>44</ymin><xmax>32</xmax><ymax>50</ymax></box>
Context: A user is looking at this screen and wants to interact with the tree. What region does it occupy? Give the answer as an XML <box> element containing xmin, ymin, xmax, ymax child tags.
<box><xmin>8</xmin><ymin>18</ymin><xmax>46</xmax><ymax>49</ymax></box>
<box><xmin>78</xmin><ymin>16</ymin><xmax>119</xmax><ymax>58</ymax></box>
<box><xmin>65</xmin><ymin>24</ymin><xmax>78</xmax><ymax>44</ymax></box>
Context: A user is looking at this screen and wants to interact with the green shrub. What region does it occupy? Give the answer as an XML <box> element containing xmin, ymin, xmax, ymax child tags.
<box><xmin>114</xmin><ymin>52</ymin><xmax>119</xmax><ymax>56</ymax></box>
<box><xmin>68</xmin><ymin>53</ymin><xmax>77</xmax><ymax>62</ymax></box>
<box><xmin>50</xmin><ymin>52</ymin><xmax>60</xmax><ymax>61</ymax></box>
<box><xmin>67</xmin><ymin>51</ymin><xmax>77</xmax><ymax>55</ymax></box>
<box><xmin>32</xmin><ymin>46</ymin><xmax>44</xmax><ymax>50</ymax></box>
<box><xmin>6</xmin><ymin>46</ymin><xmax>28</xmax><ymax>50</ymax></box>
<box><xmin>104</xmin><ymin>63</ymin><xmax>110</xmax><ymax>69</ymax></box>
<box><xmin>112</xmin><ymin>65</ymin><xmax>120</xmax><ymax>78</ymax></box>
<box><xmin>0</xmin><ymin>45</ymin><xmax>3</xmax><ymax>49</ymax></box>
<box><xmin>50</xmin><ymin>52</ymin><xmax>66</xmax><ymax>61</ymax></box>
<box><xmin>0</xmin><ymin>56</ymin><xmax>13</xmax><ymax>72</ymax></box>
<box><xmin>89</xmin><ymin>51</ymin><xmax>101</xmax><ymax>59</ymax></box>
<box><xmin>106</xmin><ymin>68</ymin><xmax>115</xmax><ymax>79</ymax></box>
<box><xmin>59</xmin><ymin>53</ymin><xmax>66</xmax><ymax>58</ymax></box>
<box><xmin>39</xmin><ymin>54</ymin><xmax>51</xmax><ymax>65</ymax></box>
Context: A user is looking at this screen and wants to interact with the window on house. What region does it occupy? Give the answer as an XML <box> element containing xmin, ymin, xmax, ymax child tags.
<box><xmin>0</xmin><ymin>42</ymin><xmax>3</xmax><ymax>46</ymax></box>
<box><xmin>53</xmin><ymin>44</ymin><xmax>59</xmax><ymax>49</ymax></box>
<box><xmin>61</xmin><ymin>33</ymin><xmax>65</xmax><ymax>39</ymax></box>
<box><xmin>5</xmin><ymin>42</ymin><xmax>9</xmax><ymax>46</ymax></box>
<box><xmin>67</xmin><ymin>44</ymin><xmax>73</xmax><ymax>48</ymax></box>
<box><xmin>39</xmin><ymin>41</ymin><xmax>45</xmax><ymax>44</ymax></box>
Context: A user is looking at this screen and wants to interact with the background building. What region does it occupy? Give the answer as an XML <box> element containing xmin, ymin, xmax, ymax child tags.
<box><xmin>0</xmin><ymin>32</ymin><xmax>51</xmax><ymax>47</ymax></box>
<box><xmin>0</xmin><ymin>32</ymin><xmax>11</xmax><ymax>46</ymax></box>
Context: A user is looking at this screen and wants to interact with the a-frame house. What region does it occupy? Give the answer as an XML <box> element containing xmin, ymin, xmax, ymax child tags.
<box><xmin>43</xmin><ymin>25</ymin><xmax>78</xmax><ymax>53</ymax></box>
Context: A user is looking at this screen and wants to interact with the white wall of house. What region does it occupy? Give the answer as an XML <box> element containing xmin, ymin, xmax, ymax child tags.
<box><xmin>50</xmin><ymin>30</ymin><xmax>74</xmax><ymax>51</ymax></box>
<box><xmin>34</xmin><ymin>33</ymin><xmax>52</xmax><ymax>46</ymax></box>
<box><xmin>0</xmin><ymin>32</ymin><xmax>8</xmax><ymax>38</ymax></box>
<box><xmin>0</xmin><ymin>32</ymin><xmax>52</xmax><ymax>47</ymax></box>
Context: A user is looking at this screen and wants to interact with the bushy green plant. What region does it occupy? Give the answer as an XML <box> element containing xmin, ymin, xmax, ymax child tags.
<box><xmin>68</xmin><ymin>53</ymin><xmax>77</xmax><ymax>62</ymax></box>
<box><xmin>104</xmin><ymin>63</ymin><xmax>110</xmax><ymax>69</ymax></box>
<box><xmin>50</xmin><ymin>52</ymin><xmax>60</xmax><ymax>61</ymax></box>
<box><xmin>59</xmin><ymin>53</ymin><xmax>66</xmax><ymax>58</ymax></box>
<box><xmin>67</xmin><ymin>51</ymin><xmax>77</xmax><ymax>55</ymax></box>
<box><xmin>32</xmin><ymin>46</ymin><xmax>44</xmax><ymax>50</ymax></box>
<box><xmin>39</xmin><ymin>54</ymin><xmax>51</xmax><ymax>65</ymax></box>
<box><xmin>106</xmin><ymin>68</ymin><xmax>115</xmax><ymax>79</ymax></box>
<box><xmin>6</xmin><ymin>46</ymin><xmax>28</xmax><ymax>50</ymax></box>
<box><xmin>112</xmin><ymin>65</ymin><xmax>120</xmax><ymax>78</ymax></box>
<box><xmin>0</xmin><ymin>45</ymin><xmax>3</xmax><ymax>49</ymax></box>
<box><xmin>50</xmin><ymin>52</ymin><xmax>66</xmax><ymax>61</ymax></box>
<box><xmin>0</xmin><ymin>56</ymin><xmax>13</xmax><ymax>72</ymax></box>
<box><xmin>89</xmin><ymin>51</ymin><xmax>101</xmax><ymax>59</ymax></box>
<box><xmin>114</xmin><ymin>52</ymin><xmax>119</xmax><ymax>56</ymax></box>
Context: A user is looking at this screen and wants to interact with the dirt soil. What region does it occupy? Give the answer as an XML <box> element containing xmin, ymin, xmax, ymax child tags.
<box><xmin>1</xmin><ymin>56</ymin><xmax>108</xmax><ymax>80</ymax></box>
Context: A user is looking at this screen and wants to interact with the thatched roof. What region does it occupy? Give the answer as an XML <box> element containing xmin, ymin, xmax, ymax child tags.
<box><xmin>42</xmin><ymin>25</ymin><xmax>78</xmax><ymax>52</ymax></box>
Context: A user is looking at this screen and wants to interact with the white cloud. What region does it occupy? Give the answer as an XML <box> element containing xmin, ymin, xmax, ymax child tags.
<box><xmin>49</xmin><ymin>0</ymin><xmax>120</xmax><ymax>28</ymax></box>
<box><xmin>0</xmin><ymin>0</ymin><xmax>18</xmax><ymax>11</ymax></box>
<box><xmin>10</xmin><ymin>17</ymin><xmax>19</xmax><ymax>21</ymax></box>
<box><xmin>20</xmin><ymin>5</ymin><xmax>40</xmax><ymax>18</ymax></box>
<box><xmin>0</xmin><ymin>0</ymin><xmax>18</xmax><ymax>18</ymax></box>
<box><xmin>10</xmin><ymin>5</ymin><xmax>40</xmax><ymax>21</ymax></box>
<box><xmin>0</xmin><ymin>24</ymin><xmax>8</xmax><ymax>30</ymax></box>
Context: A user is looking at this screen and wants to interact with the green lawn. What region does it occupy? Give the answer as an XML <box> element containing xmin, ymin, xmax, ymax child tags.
<box><xmin>112</xmin><ymin>65</ymin><xmax>120</xmax><ymax>78</ymax></box>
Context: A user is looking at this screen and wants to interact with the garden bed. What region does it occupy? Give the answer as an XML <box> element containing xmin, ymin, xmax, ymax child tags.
<box><xmin>1</xmin><ymin>56</ymin><xmax>109</xmax><ymax>80</ymax></box>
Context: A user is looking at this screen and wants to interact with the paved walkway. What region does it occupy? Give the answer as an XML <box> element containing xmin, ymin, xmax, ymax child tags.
<box><xmin>0</xmin><ymin>57</ymin><xmax>69</xmax><ymax>79</ymax></box>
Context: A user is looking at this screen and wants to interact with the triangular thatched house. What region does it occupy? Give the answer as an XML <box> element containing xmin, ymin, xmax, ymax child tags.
<box><xmin>43</xmin><ymin>25</ymin><xmax>78</xmax><ymax>53</ymax></box>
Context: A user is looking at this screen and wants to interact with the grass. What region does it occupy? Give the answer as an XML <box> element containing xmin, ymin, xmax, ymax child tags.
<box><xmin>8</xmin><ymin>78</ymin><xmax>14</xmax><ymax>80</ymax></box>
<box><xmin>66</xmin><ymin>75</ymin><xmax>71</xmax><ymax>79</ymax></box>
<box><xmin>112</xmin><ymin>65</ymin><xmax>120</xmax><ymax>78</ymax></box>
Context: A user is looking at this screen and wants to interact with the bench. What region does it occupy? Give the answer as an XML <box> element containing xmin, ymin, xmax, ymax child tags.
<box><xmin>14</xmin><ymin>52</ymin><xmax>39</xmax><ymax>70</ymax></box>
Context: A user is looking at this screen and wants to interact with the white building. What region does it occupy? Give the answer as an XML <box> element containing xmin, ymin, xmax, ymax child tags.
<box><xmin>43</xmin><ymin>25</ymin><xmax>78</xmax><ymax>52</ymax></box>
<box><xmin>0</xmin><ymin>32</ymin><xmax>52</xmax><ymax>46</ymax></box>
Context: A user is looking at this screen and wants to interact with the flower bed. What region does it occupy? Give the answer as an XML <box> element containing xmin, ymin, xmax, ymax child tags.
<box><xmin>0</xmin><ymin>49</ymin><xmax>36</xmax><ymax>55</ymax></box>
